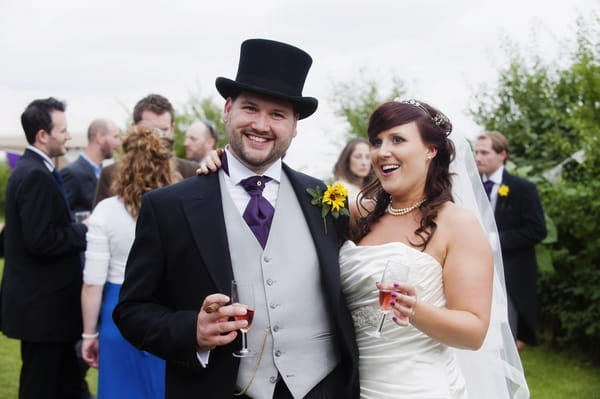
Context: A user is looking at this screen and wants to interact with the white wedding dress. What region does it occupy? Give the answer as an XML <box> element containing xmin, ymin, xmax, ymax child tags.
<box><xmin>340</xmin><ymin>240</ymin><xmax>467</xmax><ymax>399</ymax></box>
<box><xmin>338</xmin><ymin>133</ymin><xmax>530</xmax><ymax>399</ymax></box>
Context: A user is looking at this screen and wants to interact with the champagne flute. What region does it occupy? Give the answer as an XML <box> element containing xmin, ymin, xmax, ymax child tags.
<box><xmin>231</xmin><ymin>280</ymin><xmax>256</xmax><ymax>358</ymax></box>
<box><xmin>367</xmin><ymin>260</ymin><xmax>410</xmax><ymax>338</ymax></box>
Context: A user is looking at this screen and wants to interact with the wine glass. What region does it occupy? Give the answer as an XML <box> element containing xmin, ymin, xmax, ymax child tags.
<box><xmin>231</xmin><ymin>280</ymin><xmax>256</xmax><ymax>358</ymax></box>
<box><xmin>367</xmin><ymin>259</ymin><xmax>410</xmax><ymax>338</ymax></box>
<box><xmin>74</xmin><ymin>210</ymin><xmax>91</xmax><ymax>223</ymax></box>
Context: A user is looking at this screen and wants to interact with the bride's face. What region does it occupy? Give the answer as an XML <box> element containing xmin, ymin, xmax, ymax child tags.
<box><xmin>370</xmin><ymin>121</ymin><xmax>436</xmax><ymax>201</ymax></box>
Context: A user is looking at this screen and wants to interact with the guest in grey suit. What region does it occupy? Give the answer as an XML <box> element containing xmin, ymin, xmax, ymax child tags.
<box><xmin>61</xmin><ymin>118</ymin><xmax>122</xmax><ymax>212</ymax></box>
<box><xmin>113</xmin><ymin>39</ymin><xmax>359</xmax><ymax>399</ymax></box>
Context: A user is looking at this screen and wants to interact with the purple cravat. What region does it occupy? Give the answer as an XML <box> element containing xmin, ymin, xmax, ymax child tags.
<box><xmin>483</xmin><ymin>179</ymin><xmax>494</xmax><ymax>201</ymax></box>
<box><xmin>240</xmin><ymin>176</ymin><xmax>274</xmax><ymax>248</ymax></box>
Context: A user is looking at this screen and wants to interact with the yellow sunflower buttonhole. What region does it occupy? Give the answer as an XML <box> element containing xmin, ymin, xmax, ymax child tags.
<box><xmin>307</xmin><ymin>182</ymin><xmax>350</xmax><ymax>232</ymax></box>
<box><xmin>498</xmin><ymin>184</ymin><xmax>510</xmax><ymax>197</ymax></box>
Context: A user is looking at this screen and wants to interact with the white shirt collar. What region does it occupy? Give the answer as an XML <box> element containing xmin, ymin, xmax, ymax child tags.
<box><xmin>224</xmin><ymin>147</ymin><xmax>282</xmax><ymax>185</ymax></box>
<box><xmin>485</xmin><ymin>165</ymin><xmax>504</xmax><ymax>185</ymax></box>
<box><xmin>27</xmin><ymin>145</ymin><xmax>55</xmax><ymax>172</ymax></box>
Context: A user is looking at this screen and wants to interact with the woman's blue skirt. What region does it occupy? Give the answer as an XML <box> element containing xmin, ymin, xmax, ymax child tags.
<box><xmin>97</xmin><ymin>282</ymin><xmax>165</xmax><ymax>399</ymax></box>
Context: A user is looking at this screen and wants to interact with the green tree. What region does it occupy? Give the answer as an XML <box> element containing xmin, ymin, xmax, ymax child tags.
<box><xmin>329</xmin><ymin>68</ymin><xmax>407</xmax><ymax>139</ymax></box>
<box><xmin>470</xmin><ymin>13</ymin><xmax>600</xmax><ymax>359</ymax></box>
<box><xmin>173</xmin><ymin>93</ymin><xmax>226</xmax><ymax>159</ymax></box>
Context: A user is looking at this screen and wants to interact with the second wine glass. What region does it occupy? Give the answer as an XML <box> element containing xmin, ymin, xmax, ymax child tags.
<box><xmin>231</xmin><ymin>280</ymin><xmax>256</xmax><ymax>358</ymax></box>
<box><xmin>367</xmin><ymin>259</ymin><xmax>410</xmax><ymax>338</ymax></box>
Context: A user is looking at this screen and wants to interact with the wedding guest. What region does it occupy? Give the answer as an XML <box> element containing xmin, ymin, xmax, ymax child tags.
<box><xmin>61</xmin><ymin>118</ymin><xmax>122</xmax><ymax>213</ymax></box>
<box><xmin>92</xmin><ymin>94</ymin><xmax>197</xmax><ymax>207</ymax></box>
<box><xmin>184</xmin><ymin>119</ymin><xmax>218</xmax><ymax>164</ymax></box>
<box><xmin>113</xmin><ymin>38</ymin><xmax>359</xmax><ymax>399</ymax></box>
<box><xmin>332</xmin><ymin>137</ymin><xmax>372</xmax><ymax>202</ymax></box>
<box><xmin>61</xmin><ymin>117</ymin><xmax>121</xmax><ymax>399</ymax></box>
<box><xmin>339</xmin><ymin>99</ymin><xmax>529</xmax><ymax>398</ymax></box>
<box><xmin>81</xmin><ymin>124</ymin><xmax>181</xmax><ymax>399</ymax></box>
<box><xmin>475</xmin><ymin>130</ymin><xmax>547</xmax><ymax>352</ymax></box>
<box><xmin>0</xmin><ymin>97</ymin><xmax>87</xmax><ymax>399</ymax></box>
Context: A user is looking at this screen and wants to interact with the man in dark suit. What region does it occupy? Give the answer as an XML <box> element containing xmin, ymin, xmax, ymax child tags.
<box><xmin>61</xmin><ymin>118</ymin><xmax>122</xmax><ymax>212</ymax></box>
<box><xmin>92</xmin><ymin>94</ymin><xmax>198</xmax><ymax>207</ymax></box>
<box><xmin>475</xmin><ymin>130</ymin><xmax>547</xmax><ymax>352</ymax></box>
<box><xmin>113</xmin><ymin>39</ymin><xmax>359</xmax><ymax>399</ymax></box>
<box><xmin>0</xmin><ymin>97</ymin><xmax>88</xmax><ymax>399</ymax></box>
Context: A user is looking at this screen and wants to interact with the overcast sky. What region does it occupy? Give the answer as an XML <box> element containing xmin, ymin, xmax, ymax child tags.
<box><xmin>0</xmin><ymin>0</ymin><xmax>597</xmax><ymax>177</ymax></box>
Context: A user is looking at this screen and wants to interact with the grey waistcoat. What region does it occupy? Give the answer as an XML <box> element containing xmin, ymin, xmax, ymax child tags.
<box><xmin>220</xmin><ymin>171</ymin><xmax>340</xmax><ymax>399</ymax></box>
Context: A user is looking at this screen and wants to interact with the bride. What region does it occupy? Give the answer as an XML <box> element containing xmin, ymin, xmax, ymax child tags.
<box><xmin>340</xmin><ymin>99</ymin><xmax>529</xmax><ymax>398</ymax></box>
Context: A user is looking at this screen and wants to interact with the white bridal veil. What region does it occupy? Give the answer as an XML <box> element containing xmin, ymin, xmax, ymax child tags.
<box><xmin>449</xmin><ymin>133</ymin><xmax>530</xmax><ymax>399</ymax></box>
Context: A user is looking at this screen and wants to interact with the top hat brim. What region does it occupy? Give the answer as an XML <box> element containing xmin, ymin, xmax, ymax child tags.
<box><xmin>216</xmin><ymin>77</ymin><xmax>318</xmax><ymax>119</ymax></box>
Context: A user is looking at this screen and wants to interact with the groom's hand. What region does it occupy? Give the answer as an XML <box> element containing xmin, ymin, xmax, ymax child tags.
<box><xmin>197</xmin><ymin>293</ymin><xmax>249</xmax><ymax>350</ymax></box>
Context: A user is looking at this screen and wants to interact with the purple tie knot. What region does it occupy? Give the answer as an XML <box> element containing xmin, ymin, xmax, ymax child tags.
<box><xmin>240</xmin><ymin>176</ymin><xmax>274</xmax><ymax>248</ymax></box>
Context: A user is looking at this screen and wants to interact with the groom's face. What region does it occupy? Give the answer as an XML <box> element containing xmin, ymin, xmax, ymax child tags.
<box><xmin>223</xmin><ymin>91</ymin><xmax>299</xmax><ymax>174</ymax></box>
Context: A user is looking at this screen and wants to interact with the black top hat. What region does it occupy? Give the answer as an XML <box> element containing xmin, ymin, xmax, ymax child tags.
<box><xmin>215</xmin><ymin>39</ymin><xmax>318</xmax><ymax>119</ymax></box>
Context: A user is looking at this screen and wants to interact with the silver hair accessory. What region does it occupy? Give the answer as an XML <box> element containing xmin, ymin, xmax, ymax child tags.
<box><xmin>395</xmin><ymin>98</ymin><xmax>450</xmax><ymax>128</ymax></box>
<box><xmin>432</xmin><ymin>112</ymin><xmax>450</xmax><ymax>128</ymax></box>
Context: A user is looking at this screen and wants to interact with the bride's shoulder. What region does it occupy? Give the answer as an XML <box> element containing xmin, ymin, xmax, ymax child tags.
<box><xmin>437</xmin><ymin>201</ymin><xmax>481</xmax><ymax>230</ymax></box>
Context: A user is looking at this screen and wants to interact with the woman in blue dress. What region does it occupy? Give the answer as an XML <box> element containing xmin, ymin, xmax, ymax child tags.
<box><xmin>80</xmin><ymin>125</ymin><xmax>182</xmax><ymax>399</ymax></box>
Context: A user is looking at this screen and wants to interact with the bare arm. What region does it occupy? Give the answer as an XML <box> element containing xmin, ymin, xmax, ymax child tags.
<box><xmin>390</xmin><ymin>206</ymin><xmax>493</xmax><ymax>349</ymax></box>
<box><xmin>81</xmin><ymin>283</ymin><xmax>104</xmax><ymax>367</ymax></box>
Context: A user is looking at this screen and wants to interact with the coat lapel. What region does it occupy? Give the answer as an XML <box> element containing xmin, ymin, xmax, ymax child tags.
<box><xmin>180</xmin><ymin>173</ymin><xmax>234</xmax><ymax>293</ymax></box>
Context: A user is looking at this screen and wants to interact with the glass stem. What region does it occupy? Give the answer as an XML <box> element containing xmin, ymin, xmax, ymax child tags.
<box><xmin>376</xmin><ymin>313</ymin><xmax>386</xmax><ymax>333</ymax></box>
<box><xmin>241</xmin><ymin>332</ymin><xmax>248</xmax><ymax>352</ymax></box>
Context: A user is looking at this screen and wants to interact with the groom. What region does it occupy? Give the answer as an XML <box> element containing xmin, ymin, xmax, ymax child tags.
<box><xmin>113</xmin><ymin>39</ymin><xmax>359</xmax><ymax>398</ymax></box>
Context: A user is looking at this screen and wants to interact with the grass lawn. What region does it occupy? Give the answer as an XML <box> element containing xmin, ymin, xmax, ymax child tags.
<box><xmin>522</xmin><ymin>344</ymin><xmax>600</xmax><ymax>398</ymax></box>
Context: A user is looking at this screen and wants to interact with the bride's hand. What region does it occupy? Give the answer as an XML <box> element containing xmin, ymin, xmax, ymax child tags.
<box><xmin>377</xmin><ymin>282</ymin><xmax>418</xmax><ymax>326</ymax></box>
<box><xmin>196</xmin><ymin>148</ymin><xmax>224</xmax><ymax>175</ymax></box>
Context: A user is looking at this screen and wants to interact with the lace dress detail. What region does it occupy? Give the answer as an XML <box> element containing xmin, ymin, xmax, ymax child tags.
<box><xmin>351</xmin><ymin>305</ymin><xmax>381</xmax><ymax>330</ymax></box>
<box><xmin>339</xmin><ymin>240</ymin><xmax>468</xmax><ymax>399</ymax></box>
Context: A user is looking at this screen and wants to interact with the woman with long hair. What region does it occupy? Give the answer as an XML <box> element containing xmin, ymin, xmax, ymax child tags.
<box><xmin>80</xmin><ymin>125</ymin><xmax>182</xmax><ymax>399</ymax></box>
<box><xmin>332</xmin><ymin>137</ymin><xmax>372</xmax><ymax>202</ymax></box>
<box><xmin>340</xmin><ymin>99</ymin><xmax>528</xmax><ymax>398</ymax></box>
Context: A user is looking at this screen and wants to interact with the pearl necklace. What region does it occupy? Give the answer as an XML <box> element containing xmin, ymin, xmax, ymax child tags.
<box><xmin>386</xmin><ymin>199</ymin><xmax>426</xmax><ymax>216</ymax></box>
